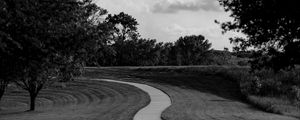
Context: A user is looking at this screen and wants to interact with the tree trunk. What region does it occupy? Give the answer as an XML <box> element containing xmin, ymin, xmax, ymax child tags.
<box><xmin>0</xmin><ymin>88</ymin><xmax>4</xmax><ymax>101</ymax></box>
<box><xmin>29</xmin><ymin>93</ymin><xmax>37</xmax><ymax>111</ymax></box>
<box><xmin>0</xmin><ymin>81</ymin><xmax>8</xmax><ymax>101</ymax></box>
<box><xmin>0</xmin><ymin>88</ymin><xmax>5</xmax><ymax>101</ymax></box>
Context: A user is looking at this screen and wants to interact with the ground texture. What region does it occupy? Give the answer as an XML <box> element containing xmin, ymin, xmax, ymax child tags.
<box><xmin>0</xmin><ymin>67</ymin><xmax>299</xmax><ymax>120</ymax></box>
<box><xmin>0</xmin><ymin>79</ymin><xmax>150</xmax><ymax>120</ymax></box>
<box><xmin>85</xmin><ymin>67</ymin><xmax>299</xmax><ymax>120</ymax></box>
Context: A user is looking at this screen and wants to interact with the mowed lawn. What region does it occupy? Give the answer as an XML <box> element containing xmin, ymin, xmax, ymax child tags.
<box><xmin>1</xmin><ymin>66</ymin><xmax>299</xmax><ymax>120</ymax></box>
<box><xmin>0</xmin><ymin>78</ymin><xmax>150</xmax><ymax>120</ymax></box>
<box><xmin>85</xmin><ymin>67</ymin><xmax>299</xmax><ymax>120</ymax></box>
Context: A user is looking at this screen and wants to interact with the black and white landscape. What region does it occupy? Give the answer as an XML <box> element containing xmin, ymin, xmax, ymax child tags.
<box><xmin>0</xmin><ymin>0</ymin><xmax>299</xmax><ymax>120</ymax></box>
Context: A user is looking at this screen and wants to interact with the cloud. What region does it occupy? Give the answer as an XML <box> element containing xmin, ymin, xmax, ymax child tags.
<box><xmin>164</xmin><ymin>24</ymin><xmax>222</xmax><ymax>44</ymax></box>
<box><xmin>151</xmin><ymin>0</ymin><xmax>221</xmax><ymax>13</ymax></box>
<box><xmin>164</xmin><ymin>24</ymin><xmax>216</xmax><ymax>36</ymax></box>
<box><xmin>95</xmin><ymin>0</ymin><xmax>151</xmax><ymax>14</ymax></box>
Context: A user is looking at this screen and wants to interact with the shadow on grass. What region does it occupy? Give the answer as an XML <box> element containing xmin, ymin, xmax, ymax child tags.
<box><xmin>85</xmin><ymin>67</ymin><xmax>247</xmax><ymax>103</ymax></box>
<box><xmin>0</xmin><ymin>110</ymin><xmax>42</xmax><ymax>116</ymax></box>
<box><xmin>74</xmin><ymin>67</ymin><xmax>300</xmax><ymax>119</ymax></box>
<box><xmin>133</xmin><ymin>71</ymin><xmax>245</xmax><ymax>102</ymax></box>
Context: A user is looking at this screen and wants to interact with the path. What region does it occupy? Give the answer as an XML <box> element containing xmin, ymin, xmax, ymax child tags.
<box><xmin>94</xmin><ymin>79</ymin><xmax>172</xmax><ymax>120</ymax></box>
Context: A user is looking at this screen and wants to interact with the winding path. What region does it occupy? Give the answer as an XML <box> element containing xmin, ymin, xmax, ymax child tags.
<box><xmin>94</xmin><ymin>79</ymin><xmax>172</xmax><ymax>120</ymax></box>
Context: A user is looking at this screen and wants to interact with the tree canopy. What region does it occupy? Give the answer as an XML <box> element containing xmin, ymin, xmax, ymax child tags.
<box><xmin>0</xmin><ymin>0</ymin><xmax>106</xmax><ymax>110</ymax></box>
<box><xmin>218</xmin><ymin>0</ymin><xmax>300</xmax><ymax>71</ymax></box>
<box><xmin>106</xmin><ymin>12</ymin><xmax>139</xmax><ymax>41</ymax></box>
<box><xmin>174</xmin><ymin>35</ymin><xmax>212</xmax><ymax>65</ymax></box>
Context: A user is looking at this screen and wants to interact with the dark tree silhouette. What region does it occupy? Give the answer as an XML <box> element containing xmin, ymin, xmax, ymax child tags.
<box><xmin>174</xmin><ymin>35</ymin><xmax>212</xmax><ymax>65</ymax></box>
<box><xmin>0</xmin><ymin>0</ymin><xmax>106</xmax><ymax>111</ymax></box>
<box><xmin>0</xmin><ymin>0</ymin><xmax>27</xmax><ymax>102</ymax></box>
<box><xmin>106</xmin><ymin>12</ymin><xmax>139</xmax><ymax>42</ymax></box>
<box><xmin>128</xmin><ymin>38</ymin><xmax>162</xmax><ymax>66</ymax></box>
<box><xmin>159</xmin><ymin>43</ymin><xmax>176</xmax><ymax>65</ymax></box>
<box><xmin>218</xmin><ymin>0</ymin><xmax>300</xmax><ymax>71</ymax></box>
<box><xmin>0</xmin><ymin>55</ymin><xmax>22</xmax><ymax>101</ymax></box>
<box><xmin>106</xmin><ymin>12</ymin><xmax>140</xmax><ymax>66</ymax></box>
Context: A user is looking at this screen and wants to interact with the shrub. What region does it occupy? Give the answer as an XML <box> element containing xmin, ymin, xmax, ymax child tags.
<box><xmin>237</xmin><ymin>60</ymin><xmax>249</xmax><ymax>66</ymax></box>
<box><xmin>289</xmin><ymin>86</ymin><xmax>300</xmax><ymax>101</ymax></box>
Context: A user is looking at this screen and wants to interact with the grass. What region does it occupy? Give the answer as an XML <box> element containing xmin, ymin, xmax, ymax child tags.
<box><xmin>85</xmin><ymin>66</ymin><xmax>299</xmax><ymax>120</ymax></box>
<box><xmin>0</xmin><ymin>79</ymin><xmax>150</xmax><ymax>120</ymax></box>
<box><xmin>1</xmin><ymin>66</ymin><xmax>299</xmax><ymax>120</ymax></box>
<box><xmin>218</xmin><ymin>68</ymin><xmax>300</xmax><ymax>117</ymax></box>
<box><xmin>156</xmin><ymin>66</ymin><xmax>300</xmax><ymax>118</ymax></box>
<box><xmin>247</xmin><ymin>95</ymin><xmax>296</xmax><ymax>114</ymax></box>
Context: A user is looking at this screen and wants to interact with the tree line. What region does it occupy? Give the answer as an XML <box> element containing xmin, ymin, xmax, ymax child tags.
<box><xmin>86</xmin><ymin>12</ymin><xmax>232</xmax><ymax>66</ymax></box>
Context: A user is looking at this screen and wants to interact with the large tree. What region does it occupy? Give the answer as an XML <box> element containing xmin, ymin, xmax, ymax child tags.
<box><xmin>106</xmin><ymin>12</ymin><xmax>139</xmax><ymax>42</ymax></box>
<box><xmin>85</xmin><ymin>13</ymin><xmax>116</xmax><ymax>66</ymax></box>
<box><xmin>0</xmin><ymin>0</ymin><xmax>105</xmax><ymax>111</ymax></box>
<box><xmin>105</xmin><ymin>12</ymin><xmax>140</xmax><ymax>66</ymax></box>
<box><xmin>174</xmin><ymin>35</ymin><xmax>212</xmax><ymax>65</ymax></box>
<box><xmin>218</xmin><ymin>0</ymin><xmax>300</xmax><ymax>71</ymax></box>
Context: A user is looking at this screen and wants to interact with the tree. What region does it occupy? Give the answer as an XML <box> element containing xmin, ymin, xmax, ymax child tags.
<box><xmin>0</xmin><ymin>0</ymin><xmax>27</xmax><ymax>102</ymax></box>
<box><xmin>0</xmin><ymin>0</ymin><xmax>13</xmax><ymax>101</ymax></box>
<box><xmin>158</xmin><ymin>43</ymin><xmax>175</xmax><ymax>65</ymax></box>
<box><xmin>106</xmin><ymin>12</ymin><xmax>140</xmax><ymax>66</ymax></box>
<box><xmin>207</xmin><ymin>50</ymin><xmax>232</xmax><ymax>65</ymax></box>
<box><xmin>174</xmin><ymin>35</ymin><xmax>212</xmax><ymax>65</ymax></box>
<box><xmin>1</xmin><ymin>0</ymin><xmax>105</xmax><ymax>111</ymax></box>
<box><xmin>0</xmin><ymin>55</ymin><xmax>22</xmax><ymax>101</ymax></box>
<box><xmin>106</xmin><ymin>12</ymin><xmax>139</xmax><ymax>42</ymax></box>
<box><xmin>218</xmin><ymin>0</ymin><xmax>300</xmax><ymax>71</ymax></box>
<box><xmin>84</xmin><ymin>10</ymin><xmax>118</xmax><ymax>67</ymax></box>
<box><xmin>129</xmin><ymin>38</ymin><xmax>162</xmax><ymax>66</ymax></box>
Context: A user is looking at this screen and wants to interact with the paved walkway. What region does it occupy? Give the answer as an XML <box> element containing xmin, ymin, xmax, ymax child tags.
<box><xmin>94</xmin><ymin>79</ymin><xmax>171</xmax><ymax>120</ymax></box>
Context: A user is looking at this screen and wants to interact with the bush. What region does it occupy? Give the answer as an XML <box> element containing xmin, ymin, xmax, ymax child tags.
<box><xmin>237</xmin><ymin>60</ymin><xmax>249</xmax><ymax>66</ymax></box>
<box><xmin>237</xmin><ymin>69</ymin><xmax>300</xmax><ymax>97</ymax></box>
<box><xmin>289</xmin><ymin>86</ymin><xmax>300</xmax><ymax>101</ymax></box>
<box><xmin>215</xmin><ymin>67</ymin><xmax>300</xmax><ymax>116</ymax></box>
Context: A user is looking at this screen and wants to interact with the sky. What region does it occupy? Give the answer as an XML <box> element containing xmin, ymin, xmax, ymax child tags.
<box><xmin>95</xmin><ymin>0</ymin><xmax>238</xmax><ymax>50</ymax></box>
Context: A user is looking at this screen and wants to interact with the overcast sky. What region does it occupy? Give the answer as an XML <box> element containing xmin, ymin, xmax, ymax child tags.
<box><xmin>95</xmin><ymin>0</ymin><xmax>237</xmax><ymax>50</ymax></box>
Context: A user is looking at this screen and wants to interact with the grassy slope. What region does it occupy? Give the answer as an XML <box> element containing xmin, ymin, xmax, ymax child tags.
<box><xmin>85</xmin><ymin>67</ymin><xmax>299</xmax><ymax>120</ymax></box>
<box><xmin>0</xmin><ymin>79</ymin><xmax>150</xmax><ymax>120</ymax></box>
<box><xmin>1</xmin><ymin>66</ymin><xmax>298</xmax><ymax>120</ymax></box>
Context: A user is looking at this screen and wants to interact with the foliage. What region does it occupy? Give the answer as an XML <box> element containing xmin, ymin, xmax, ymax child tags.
<box><xmin>85</xmin><ymin>14</ymin><xmax>115</xmax><ymax>66</ymax></box>
<box><xmin>174</xmin><ymin>35</ymin><xmax>212</xmax><ymax>65</ymax></box>
<box><xmin>207</xmin><ymin>50</ymin><xmax>232</xmax><ymax>65</ymax></box>
<box><xmin>106</xmin><ymin>12</ymin><xmax>139</xmax><ymax>42</ymax></box>
<box><xmin>231</xmin><ymin>69</ymin><xmax>300</xmax><ymax>115</ymax></box>
<box><xmin>134</xmin><ymin>66</ymin><xmax>300</xmax><ymax>116</ymax></box>
<box><xmin>218</xmin><ymin>0</ymin><xmax>300</xmax><ymax>71</ymax></box>
<box><xmin>232</xmin><ymin>51</ymin><xmax>254</xmax><ymax>58</ymax></box>
<box><xmin>86</xmin><ymin>28</ymin><xmax>240</xmax><ymax>67</ymax></box>
<box><xmin>120</xmin><ymin>38</ymin><xmax>162</xmax><ymax>66</ymax></box>
<box><xmin>0</xmin><ymin>0</ymin><xmax>106</xmax><ymax>110</ymax></box>
<box><xmin>104</xmin><ymin>12</ymin><xmax>140</xmax><ymax>66</ymax></box>
<box><xmin>86</xmin><ymin>12</ymin><xmax>216</xmax><ymax>67</ymax></box>
<box><xmin>158</xmin><ymin>42</ymin><xmax>176</xmax><ymax>65</ymax></box>
<box><xmin>88</xmin><ymin>33</ymin><xmax>215</xmax><ymax>66</ymax></box>
<box><xmin>0</xmin><ymin>55</ymin><xmax>22</xmax><ymax>101</ymax></box>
